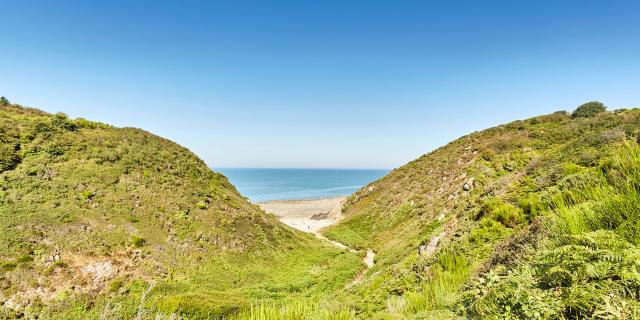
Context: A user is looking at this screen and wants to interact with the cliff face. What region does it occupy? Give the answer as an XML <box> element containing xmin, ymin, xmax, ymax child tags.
<box><xmin>324</xmin><ymin>107</ymin><xmax>640</xmax><ymax>318</ymax></box>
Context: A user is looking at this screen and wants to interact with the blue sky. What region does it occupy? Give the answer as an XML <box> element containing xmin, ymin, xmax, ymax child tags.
<box><xmin>1</xmin><ymin>1</ymin><xmax>639</xmax><ymax>169</ymax></box>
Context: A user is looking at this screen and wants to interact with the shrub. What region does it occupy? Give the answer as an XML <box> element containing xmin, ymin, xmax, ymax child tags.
<box><xmin>81</xmin><ymin>190</ymin><xmax>95</xmax><ymax>200</ymax></box>
<box><xmin>52</xmin><ymin>113</ymin><xmax>77</xmax><ymax>131</ymax></box>
<box><xmin>195</xmin><ymin>201</ymin><xmax>207</xmax><ymax>209</ymax></box>
<box><xmin>0</xmin><ymin>96</ymin><xmax>9</xmax><ymax>106</ymax></box>
<box><xmin>518</xmin><ymin>196</ymin><xmax>547</xmax><ymax>221</ymax></box>
<box><xmin>0</xmin><ymin>261</ymin><xmax>17</xmax><ymax>271</ymax></box>
<box><xmin>131</xmin><ymin>235</ymin><xmax>145</xmax><ymax>248</ymax></box>
<box><xmin>479</xmin><ymin>198</ymin><xmax>524</xmax><ymax>227</ymax></box>
<box><xmin>16</xmin><ymin>255</ymin><xmax>34</xmax><ymax>263</ymax></box>
<box><xmin>0</xmin><ymin>144</ymin><xmax>21</xmax><ymax>172</ymax></box>
<box><xmin>109</xmin><ymin>279</ymin><xmax>123</xmax><ymax>292</ymax></box>
<box><xmin>571</xmin><ymin>101</ymin><xmax>606</xmax><ymax>119</ymax></box>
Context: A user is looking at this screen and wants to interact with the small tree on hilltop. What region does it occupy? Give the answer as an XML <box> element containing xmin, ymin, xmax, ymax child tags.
<box><xmin>571</xmin><ymin>101</ymin><xmax>606</xmax><ymax>119</ymax></box>
<box><xmin>0</xmin><ymin>97</ymin><xmax>9</xmax><ymax>106</ymax></box>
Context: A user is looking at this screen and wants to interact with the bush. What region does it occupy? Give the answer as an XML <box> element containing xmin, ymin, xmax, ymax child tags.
<box><xmin>81</xmin><ymin>190</ymin><xmax>95</xmax><ymax>200</ymax></box>
<box><xmin>0</xmin><ymin>144</ymin><xmax>21</xmax><ymax>172</ymax></box>
<box><xmin>479</xmin><ymin>198</ymin><xmax>524</xmax><ymax>227</ymax></box>
<box><xmin>109</xmin><ymin>279</ymin><xmax>123</xmax><ymax>292</ymax></box>
<box><xmin>16</xmin><ymin>255</ymin><xmax>34</xmax><ymax>263</ymax></box>
<box><xmin>0</xmin><ymin>261</ymin><xmax>17</xmax><ymax>271</ymax></box>
<box><xmin>0</xmin><ymin>97</ymin><xmax>9</xmax><ymax>106</ymax></box>
<box><xmin>571</xmin><ymin>101</ymin><xmax>606</xmax><ymax>119</ymax></box>
<box><xmin>131</xmin><ymin>235</ymin><xmax>145</xmax><ymax>248</ymax></box>
<box><xmin>195</xmin><ymin>201</ymin><xmax>207</xmax><ymax>209</ymax></box>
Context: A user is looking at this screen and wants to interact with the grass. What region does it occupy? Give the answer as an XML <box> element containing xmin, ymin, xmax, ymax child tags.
<box><xmin>463</xmin><ymin>144</ymin><xmax>640</xmax><ymax>318</ymax></box>
<box><xmin>148</xmin><ymin>239</ymin><xmax>362</xmax><ymax>318</ymax></box>
<box><xmin>320</xmin><ymin>107</ymin><xmax>640</xmax><ymax>317</ymax></box>
<box><xmin>402</xmin><ymin>251</ymin><xmax>471</xmax><ymax>313</ymax></box>
<box><xmin>229</xmin><ymin>299</ymin><xmax>355</xmax><ymax>320</ymax></box>
<box><xmin>4</xmin><ymin>101</ymin><xmax>640</xmax><ymax>318</ymax></box>
<box><xmin>0</xmin><ymin>103</ymin><xmax>360</xmax><ymax>318</ymax></box>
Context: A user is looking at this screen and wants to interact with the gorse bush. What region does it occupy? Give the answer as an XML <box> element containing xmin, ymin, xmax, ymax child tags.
<box><xmin>571</xmin><ymin>101</ymin><xmax>606</xmax><ymax>119</ymax></box>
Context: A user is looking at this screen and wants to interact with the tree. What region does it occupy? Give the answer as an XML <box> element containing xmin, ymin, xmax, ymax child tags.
<box><xmin>571</xmin><ymin>101</ymin><xmax>606</xmax><ymax>119</ymax></box>
<box><xmin>0</xmin><ymin>97</ymin><xmax>9</xmax><ymax>106</ymax></box>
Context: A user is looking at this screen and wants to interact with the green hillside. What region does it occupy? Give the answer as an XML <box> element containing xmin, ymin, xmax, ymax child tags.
<box><xmin>0</xmin><ymin>102</ymin><xmax>361</xmax><ymax>319</ymax></box>
<box><xmin>323</xmin><ymin>103</ymin><xmax>640</xmax><ymax>318</ymax></box>
<box><xmin>3</xmin><ymin>98</ymin><xmax>640</xmax><ymax>319</ymax></box>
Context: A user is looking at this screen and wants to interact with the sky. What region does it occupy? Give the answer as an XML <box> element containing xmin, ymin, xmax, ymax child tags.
<box><xmin>1</xmin><ymin>1</ymin><xmax>639</xmax><ymax>169</ymax></box>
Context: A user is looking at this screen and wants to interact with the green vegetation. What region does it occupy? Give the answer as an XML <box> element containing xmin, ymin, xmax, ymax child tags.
<box><xmin>0</xmin><ymin>102</ymin><xmax>361</xmax><ymax>319</ymax></box>
<box><xmin>3</xmin><ymin>99</ymin><xmax>640</xmax><ymax>319</ymax></box>
<box><xmin>465</xmin><ymin>145</ymin><xmax>640</xmax><ymax>318</ymax></box>
<box><xmin>320</xmin><ymin>102</ymin><xmax>640</xmax><ymax>318</ymax></box>
<box><xmin>572</xmin><ymin>101</ymin><xmax>606</xmax><ymax>118</ymax></box>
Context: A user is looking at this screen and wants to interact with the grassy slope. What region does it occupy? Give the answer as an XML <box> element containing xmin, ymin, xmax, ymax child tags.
<box><xmin>4</xmin><ymin>100</ymin><xmax>640</xmax><ymax>319</ymax></box>
<box><xmin>0</xmin><ymin>104</ymin><xmax>361</xmax><ymax>319</ymax></box>
<box><xmin>322</xmin><ymin>108</ymin><xmax>640</xmax><ymax>318</ymax></box>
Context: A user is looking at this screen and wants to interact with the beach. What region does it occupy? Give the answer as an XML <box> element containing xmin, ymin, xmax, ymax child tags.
<box><xmin>258</xmin><ymin>196</ymin><xmax>346</xmax><ymax>233</ymax></box>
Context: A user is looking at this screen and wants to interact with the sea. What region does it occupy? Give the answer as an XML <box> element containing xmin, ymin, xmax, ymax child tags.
<box><xmin>216</xmin><ymin>168</ymin><xmax>388</xmax><ymax>203</ymax></box>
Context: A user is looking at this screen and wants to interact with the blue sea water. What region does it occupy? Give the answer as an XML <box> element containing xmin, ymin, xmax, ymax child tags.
<box><xmin>216</xmin><ymin>168</ymin><xmax>388</xmax><ymax>203</ymax></box>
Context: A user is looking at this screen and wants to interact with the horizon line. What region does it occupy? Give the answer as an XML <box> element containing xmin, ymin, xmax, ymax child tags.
<box><xmin>214</xmin><ymin>167</ymin><xmax>391</xmax><ymax>171</ymax></box>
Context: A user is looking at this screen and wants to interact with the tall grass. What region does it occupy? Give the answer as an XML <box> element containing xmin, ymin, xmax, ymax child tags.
<box><xmin>554</xmin><ymin>143</ymin><xmax>640</xmax><ymax>244</ymax></box>
<box><xmin>228</xmin><ymin>299</ymin><xmax>355</xmax><ymax>320</ymax></box>
<box><xmin>403</xmin><ymin>251</ymin><xmax>470</xmax><ymax>314</ymax></box>
<box><xmin>465</xmin><ymin>144</ymin><xmax>640</xmax><ymax>318</ymax></box>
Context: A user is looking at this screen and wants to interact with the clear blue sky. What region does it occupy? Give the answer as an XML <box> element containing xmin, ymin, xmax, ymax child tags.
<box><xmin>1</xmin><ymin>1</ymin><xmax>639</xmax><ymax>169</ymax></box>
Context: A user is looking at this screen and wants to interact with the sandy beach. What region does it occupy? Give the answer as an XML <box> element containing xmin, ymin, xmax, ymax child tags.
<box><xmin>258</xmin><ymin>196</ymin><xmax>346</xmax><ymax>233</ymax></box>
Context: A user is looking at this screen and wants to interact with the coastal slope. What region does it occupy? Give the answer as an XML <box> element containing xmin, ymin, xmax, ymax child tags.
<box><xmin>323</xmin><ymin>102</ymin><xmax>640</xmax><ymax>318</ymax></box>
<box><xmin>0</xmin><ymin>102</ymin><xmax>361</xmax><ymax>319</ymax></box>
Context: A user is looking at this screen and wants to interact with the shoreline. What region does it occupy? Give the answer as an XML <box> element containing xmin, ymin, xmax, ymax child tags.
<box><xmin>258</xmin><ymin>196</ymin><xmax>346</xmax><ymax>233</ymax></box>
<box><xmin>256</xmin><ymin>194</ymin><xmax>349</xmax><ymax>204</ymax></box>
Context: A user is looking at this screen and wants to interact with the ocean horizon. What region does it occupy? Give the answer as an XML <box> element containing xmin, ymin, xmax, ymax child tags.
<box><xmin>216</xmin><ymin>168</ymin><xmax>388</xmax><ymax>202</ymax></box>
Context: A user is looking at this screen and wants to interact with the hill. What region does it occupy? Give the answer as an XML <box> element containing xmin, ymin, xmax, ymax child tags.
<box><xmin>4</xmin><ymin>98</ymin><xmax>640</xmax><ymax>319</ymax></box>
<box><xmin>0</xmin><ymin>102</ymin><xmax>361</xmax><ymax>319</ymax></box>
<box><xmin>322</xmin><ymin>104</ymin><xmax>640</xmax><ymax>318</ymax></box>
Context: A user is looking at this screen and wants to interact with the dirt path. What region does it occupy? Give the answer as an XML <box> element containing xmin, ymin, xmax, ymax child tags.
<box><xmin>363</xmin><ymin>249</ymin><xmax>375</xmax><ymax>268</ymax></box>
<box><xmin>258</xmin><ymin>196</ymin><xmax>375</xmax><ymax>271</ymax></box>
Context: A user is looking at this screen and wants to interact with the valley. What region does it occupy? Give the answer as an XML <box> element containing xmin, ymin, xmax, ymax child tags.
<box><xmin>2</xmin><ymin>101</ymin><xmax>640</xmax><ymax>319</ymax></box>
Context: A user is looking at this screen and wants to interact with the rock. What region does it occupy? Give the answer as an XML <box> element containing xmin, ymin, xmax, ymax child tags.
<box><xmin>82</xmin><ymin>260</ymin><xmax>115</xmax><ymax>285</ymax></box>
<box><xmin>46</xmin><ymin>250</ymin><xmax>61</xmax><ymax>265</ymax></box>
<box><xmin>419</xmin><ymin>233</ymin><xmax>443</xmax><ymax>257</ymax></box>
<box><xmin>462</xmin><ymin>178</ymin><xmax>475</xmax><ymax>191</ymax></box>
